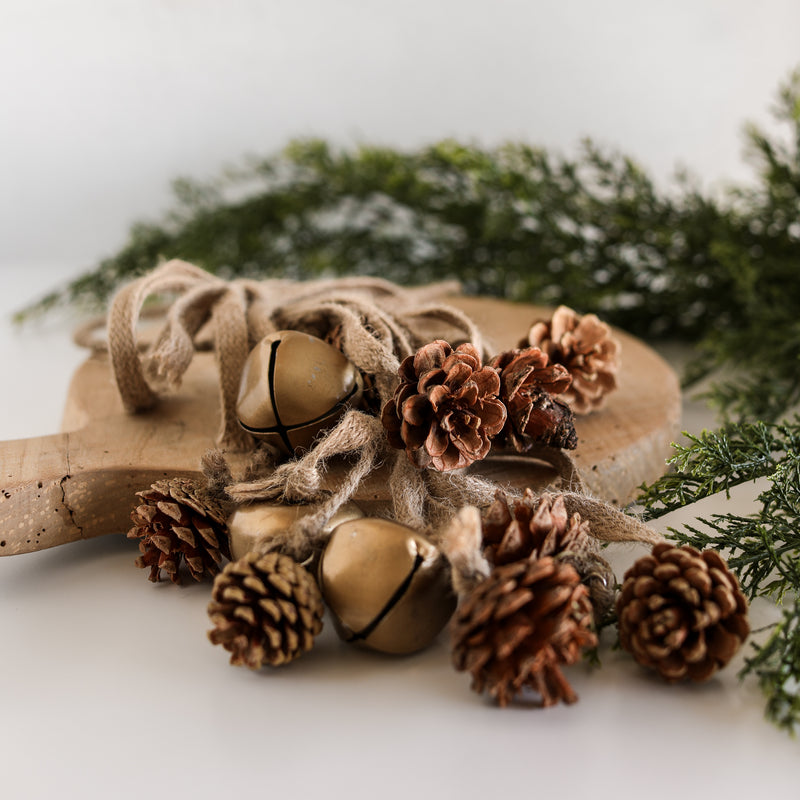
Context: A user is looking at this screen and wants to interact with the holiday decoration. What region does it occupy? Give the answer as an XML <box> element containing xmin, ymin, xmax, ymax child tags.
<box><xmin>451</xmin><ymin>557</ymin><xmax>596</xmax><ymax>707</ymax></box>
<box><xmin>381</xmin><ymin>340</ymin><xmax>506</xmax><ymax>471</ymax></box>
<box><xmin>481</xmin><ymin>490</ymin><xmax>615</xmax><ymax>623</ymax></box>
<box><xmin>208</xmin><ymin>551</ymin><xmax>325</xmax><ymax>668</ymax></box>
<box><xmin>4</xmin><ymin>259</ymin><xmax>728</xmax><ymax>716</ymax></box>
<box><xmin>616</xmin><ymin>543</ymin><xmax>750</xmax><ymax>682</ymax></box>
<box><xmin>227</xmin><ymin>501</ymin><xmax>363</xmax><ymax>561</ymax></box>
<box><xmin>482</xmin><ymin>490</ymin><xmax>589</xmax><ymax>565</ymax></box>
<box><xmin>319</xmin><ymin>518</ymin><xmax>456</xmax><ymax>654</ymax></box>
<box><xmin>525</xmin><ymin>306</ymin><xmax>620</xmax><ymax>414</ymax></box>
<box><xmin>8</xmin><ymin>68</ymin><xmax>800</xmax><ymax>732</ymax></box>
<box><xmin>236</xmin><ymin>330</ymin><xmax>364</xmax><ymax>454</ymax></box>
<box><xmin>127</xmin><ymin>477</ymin><xmax>230</xmax><ymax>584</ymax></box>
<box><xmin>488</xmin><ymin>347</ymin><xmax>576</xmax><ymax>451</ymax></box>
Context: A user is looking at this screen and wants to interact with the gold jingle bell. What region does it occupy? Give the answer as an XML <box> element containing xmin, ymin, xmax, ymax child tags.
<box><xmin>227</xmin><ymin>501</ymin><xmax>364</xmax><ymax>562</ymax></box>
<box><xmin>236</xmin><ymin>330</ymin><xmax>363</xmax><ymax>455</ymax></box>
<box><xmin>319</xmin><ymin>518</ymin><xmax>457</xmax><ymax>655</ymax></box>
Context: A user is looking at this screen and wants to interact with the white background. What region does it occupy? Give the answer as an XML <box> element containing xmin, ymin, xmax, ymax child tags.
<box><xmin>2</xmin><ymin>3</ymin><xmax>800</xmax><ymax>798</ymax></box>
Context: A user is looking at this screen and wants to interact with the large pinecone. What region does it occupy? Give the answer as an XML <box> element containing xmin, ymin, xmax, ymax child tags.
<box><xmin>525</xmin><ymin>306</ymin><xmax>620</xmax><ymax>414</ymax></box>
<box><xmin>489</xmin><ymin>348</ymin><xmax>576</xmax><ymax>451</ymax></box>
<box><xmin>452</xmin><ymin>557</ymin><xmax>597</xmax><ymax>707</ymax></box>
<box><xmin>381</xmin><ymin>340</ymin><xmax>507</xmax><ymax>471</ymax></box>
<box><xmin>208</xmin><ymin>551</ymin><xmax>325</xmax><ymax>668</ymax></box>
<box><xmin>616</xmin><ymin>543</ymin><xmax>750</xmax><ymax>682</ymax></box>
<box><xmin>127</xmin><ymin>477</ymin><xmax>230</xmax><ymax>584</ymax></box>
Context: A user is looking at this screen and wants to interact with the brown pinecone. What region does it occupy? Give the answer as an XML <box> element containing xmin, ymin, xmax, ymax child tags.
<box><xmin>482</xmin><ymin>490</ymin><xmax>590</xmax><ymax>565</ymax></box>
<box><xmin>127</xmin><ymin>477</ymin><xmax>230</xmax><ymax>584</ymax></box>
<box><xmin>208</xmin><ymin>551</ymin><xmax>324</xmax><ymax>668</ymax></box>
<box><xmin>525</xmin><ymin>306</ymin><xmax>620</xmax><ymax>414</ymax></box>
<box><xmin>452</xmin><ymin>557</ymin><xmax>597</xmax><ymax>707</ymax></box>
<box><xmin>616</xmin><ymin>543</ymin><xmax>750</xmax><ymax>682</ymax></box>
<box><xmin>381</xmin><ymin>340</ymin><xmax>507</xmax><ymax>471</ymax></box>
<box><xmin>489</xmin><ymin>348</ymin><xmax>576</xmax><ymax>451</ymax></box>
<box><xmin>482</xmin><ymin>490</ymin><xmax>615</xmax><ymax>624</ymax></box>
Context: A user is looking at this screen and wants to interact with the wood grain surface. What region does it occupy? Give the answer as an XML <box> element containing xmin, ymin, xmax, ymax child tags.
<box><xmin>0</xmin><ymin>296</ymin><xmax>680</xmax><ymax>555</ymax></box>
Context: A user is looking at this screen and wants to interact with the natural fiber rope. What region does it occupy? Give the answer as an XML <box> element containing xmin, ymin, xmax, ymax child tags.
<box><xmin>104</xmin><ymin>259</ymin><xmax>663</xmax><ymax>568</ymax></box>
<box><xmin>103</xmin><ymin>260</ymin><xmax>462</xmax><ymax>449</ymax></box>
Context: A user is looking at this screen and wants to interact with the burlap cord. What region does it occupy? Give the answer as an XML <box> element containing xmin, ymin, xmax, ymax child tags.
<box><xmin>101</xmin><ymin>259</ymin><xmax>662</xmax><ymax>565</ymax></box>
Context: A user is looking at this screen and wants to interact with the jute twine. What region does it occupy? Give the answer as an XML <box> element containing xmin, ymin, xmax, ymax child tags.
<box><xmin>95</xmin><ymin>259</ymin><xmax>662</xmax><ymax>567</ymax></box>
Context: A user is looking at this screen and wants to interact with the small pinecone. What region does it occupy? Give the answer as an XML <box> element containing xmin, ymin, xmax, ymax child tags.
<box><xmin>616</xmin><ymin>543</ymin><xmax>750</xmax><ymax>682</ymax></box>
<box><xmin>452</xmin><ymin>557</ymin><xmax>597</xmax><ymax>707</ymax></box>
<box><xmin>482</xmin><ymin>490</ymin><xmax>590</xmax><ymax>565</ymax></box>
<box><xmin>208</xmin><ymin>551</ymin><xmax>324</xmax><ymax>668</ymax></box>
<box><xmin>381</xmin><ymin>340</ymin><xmax>507</xmax><ymax>471</ymax></box>
<box><xmin>482</xmin><ymin>490</ymin><xmax>616</xmax><ymax>624</ymax></box>
<box><xmin>127</xmin><ymin>477</ymin><xmax>230</xmax><ymax>584</ymax></box>
<box><xmin>525</xmin><ymin>306</ymin><xmax>620</xmax><ymax>414</ymax></box>
<box><xmin>489</xmin><ymin>348</ymin><xmax>576</xmax><ymax>451</ymax></box>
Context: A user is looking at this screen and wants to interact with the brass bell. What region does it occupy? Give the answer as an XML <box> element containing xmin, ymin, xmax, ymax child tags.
<box><xmin>319</xmin><ymin>518</ymin><xmax>457</xmax><ymax>655</ymax></box>
<box><xmin>227</xmin><ymin>501</ymin><xmax>364</xmax><ymax>562</ymax></box>
<box><xmin>236</xmin><ymin>330</ymin><xmax>363</xmax><ymax>455</ymax></box>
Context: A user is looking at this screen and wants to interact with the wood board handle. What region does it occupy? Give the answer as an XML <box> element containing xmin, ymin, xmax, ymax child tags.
<box><xmin>1</xmin><ymin>431</ymin><xmax>77</xmax><ymax>555</ymax></box>
<box><xmin>0</xmin><ymin>424</ymin><xmax>201</xmax><ymax>556</ymax></box>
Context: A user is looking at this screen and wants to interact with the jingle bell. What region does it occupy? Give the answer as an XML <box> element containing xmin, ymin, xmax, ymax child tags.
<box><xmin>227</xmin><ymin>501</ymin><xmax>364</xmax><ymax>562</ymax></box>
<box><xmin>319</xmin><ymin>518</ymin><xmax>457</xmax><ymax>655</ymax></box>
<box><xmin>236</xmin><ymin>330</ymin><xmax>363</xmax><ymax>455</ymax></box>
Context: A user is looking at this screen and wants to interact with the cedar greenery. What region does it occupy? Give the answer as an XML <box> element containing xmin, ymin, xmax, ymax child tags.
<box><xmin>639</xmin><ymin>422</ymin><xmax>800</xmax><ymax>602</ymax></box>
<box><xmin>17</xmin><ymin>69</ymin><xmax>800</xmax><ymax>730</ymax></box>
<box><xmin>638</xmin><ymin>421</ymin><xmax>800</xmax><ymax>732</ymax></box>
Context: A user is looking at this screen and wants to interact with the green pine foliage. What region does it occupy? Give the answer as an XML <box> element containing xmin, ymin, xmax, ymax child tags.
<box><xmin>15</xmin><ymin>68</ymin><xmax>800</xmax><ymax>731</ymax></box>
<box><xmin>639</xmin><ymin>421</ymin><xmax>800</xmax><ymax>732</ymax></box>
<box><xmin>744</xmin><ymin>602</ymin><xmax>800</xmax><ymax>732</ymax></box>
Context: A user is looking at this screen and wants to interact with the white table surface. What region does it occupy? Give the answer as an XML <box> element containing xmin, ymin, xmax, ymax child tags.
<box><xmin>1</xmin><ymin>265</ymin><xmax>798</xmax><ymax>800</ymax></box>
<box><xmin>4</xmin><ymin>3</ymin><xmax>800</xmax><ymax>793</ymax></box>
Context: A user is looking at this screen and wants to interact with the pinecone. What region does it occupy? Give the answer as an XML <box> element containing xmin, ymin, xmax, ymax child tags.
<box><xmin>452</xmin><ymin>557</ymin><xmax>597</xmax><ymax>707</ymax></box>
<box><xmin>616</xmin><ymin>543</ymin><xmax>750</xmax><ymax>682</ymax></box>
<box><xmin>127</xmin><ymin>477</ymin><xmax>230</xmax><ymax>584</ymax></box>
<box><xmin>482</xmin><ymin>490</ymin><xmax>590</xmax><ymax>565</ymax></box>
<box><xmin>208</xmin><ymin>551</ymin><xmax>324</xmax><ymax>668</ymax></box>
<box><xmin>381</xmin><ymin>340</ymin><xmax>507</xmax><ymax>471</ymax></box>
<box><xmin>489</xmin><ymin>348</ymin><xmax>576</xmax><ymax>451</ymax></box>
<box><xmin>525</xmin><ymin>306</ymin><xmax>620</xmax><ymax>414</ymax></box>
<box><xmin>482</xmin><ymin>490</ymin><xmax>616</xmax><ymax>624</ymax></box>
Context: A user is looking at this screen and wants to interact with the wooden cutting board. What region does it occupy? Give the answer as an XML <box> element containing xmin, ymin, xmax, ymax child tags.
<box><xmin>0</xmin><ymin>296</ymin><xmax>680</xmax><ymax>556</ymax></box>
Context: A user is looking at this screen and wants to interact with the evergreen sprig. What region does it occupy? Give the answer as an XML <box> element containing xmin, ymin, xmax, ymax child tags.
<box><xmin>744</xmin><ymin>600</ymin><xmax>800</xmax><ymax>733</ymax></box>
<box><xmin>639</xmin><ymin>422</ymin><xmax>793</xmax><ymax>520</ymax></box>
<box><xmin>638</xmin><ymin>420</ymin><xmax>800</xmax><ymax>732</ymax></box>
